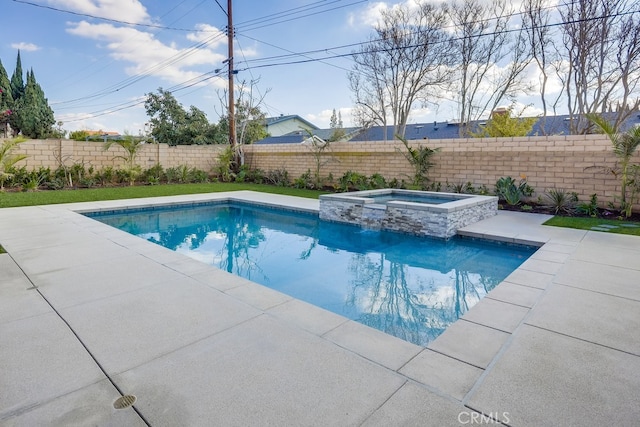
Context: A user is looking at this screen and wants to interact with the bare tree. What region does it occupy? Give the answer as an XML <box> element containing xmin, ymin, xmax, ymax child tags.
<box><xmin>522</xmin><ymin>0</ymin><xmax>562</xmax><ymax>134</ymax></box>
<box><xmin>448</xmin><ymin>0</ymin><xmax>533</xmax><ymax>136</ymax></box>
<box><xmin>216</xmin><ymin>78</ymin><xmax>270</xmax><ymax>166</ymax></box>
<box><xmin>349</xmin><ymin>2</ymin><xmax>454</xmax><ymax>139</ymax></box>
<box><xmin>559</xmin><ymin>0</ymin><xmax>640</xmax><ymax>134</ymax></box>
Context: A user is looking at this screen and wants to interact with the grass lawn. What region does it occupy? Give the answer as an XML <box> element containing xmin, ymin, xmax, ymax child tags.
<box><xmin>544</xmin><ymin>215</ymin><xmax>640</xmax><ymax>236</ymax></box>
<box><xmin>0</xmin><ymin>183</ymin><xmax>328</xmax><ymax>208</ymax></box>
<box><xmin>3</xmin><ymin>184</ymin><xmax>640</xmax><ymax>237</ymax></box>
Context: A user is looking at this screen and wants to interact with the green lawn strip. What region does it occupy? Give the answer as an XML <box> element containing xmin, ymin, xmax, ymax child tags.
<box><xmin>544</xmin><ymin>216</ymin><xmax>640</xmax><ymax>236</ymax></box>
<box><xmin>0</xmin><ymin>245</ymin><xmax>5</xmax><ymax>254</ymax></box>
<box><xmin>0</xmin><ymin>183</ymin><xmax>328</xmax><ymax>208</ymax></box>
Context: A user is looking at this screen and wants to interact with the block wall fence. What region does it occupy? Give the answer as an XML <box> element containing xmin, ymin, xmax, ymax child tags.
<box><xmin>6</xmin><ymin>135</ymin><xmax>639</xmax><ymax>209</ymax></box>
<box><xmin>10</xmin><ymin>139</ymin><xmax>225</xmax><ymax>172</ymax></box>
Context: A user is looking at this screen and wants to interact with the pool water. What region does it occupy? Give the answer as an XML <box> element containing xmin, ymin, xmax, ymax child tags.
<box><xmin>87</xmin><ymin>202</ymin><xmax>536</xmax><ymax>346</ymax></box>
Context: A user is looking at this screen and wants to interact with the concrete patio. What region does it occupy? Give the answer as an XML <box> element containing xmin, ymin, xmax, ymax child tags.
<box><xmin>1</xmin><ymin>191</ymin><xmax>639</xmax><ymax>426</ymax></box>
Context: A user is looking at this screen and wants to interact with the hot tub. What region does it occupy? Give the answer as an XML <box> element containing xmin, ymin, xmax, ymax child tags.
<box><xmin>319</xmin><ymin>189</ymin><xmax>498</xmax><ymax>239</ymax></box>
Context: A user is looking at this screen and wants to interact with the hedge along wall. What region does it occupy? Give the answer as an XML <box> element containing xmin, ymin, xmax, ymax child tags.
<box><xmin>243</xmin><ymin>134</ymin><xmax>639</xmax><ymax>209</ymax></box>
<box><xmin>6</xmin><ymin>135</ymin><xmax>640</xmax><ymax>209</ymax></box>
<box><xmin>10</xmin><ymin>139</ymin><xmax>225</xmax><ymax>172</ymax></box>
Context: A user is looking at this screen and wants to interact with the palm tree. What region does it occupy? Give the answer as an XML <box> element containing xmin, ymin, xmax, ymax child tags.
<box><xmin>588</xmin><ymin>114</ymin><xmax>640</xmax><ymax>217</ymax></box>
<box><xmin>104</xmin><ymin>133</ymin><xmax>145</xmax><ymax>186</ymax></box>
<box><xmin>0</xmin><ymin>138</ymin><xmax>27</xmax><ymax>190</ymax></box>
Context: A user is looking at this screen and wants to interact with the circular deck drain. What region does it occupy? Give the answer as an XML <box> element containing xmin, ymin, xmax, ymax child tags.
<box><xmin>113</xmin><ymin>395</ymin><xmax>137</xmax><ymax>409</ymax></box>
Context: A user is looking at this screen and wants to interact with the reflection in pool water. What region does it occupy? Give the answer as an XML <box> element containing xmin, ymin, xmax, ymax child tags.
<box><xmin>87</xmin><ymin>203</ymin><xmax>535</xmax><ymax>346</ymax></box>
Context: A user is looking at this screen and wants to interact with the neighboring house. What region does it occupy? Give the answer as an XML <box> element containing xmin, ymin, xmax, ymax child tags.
<box><xmin>349</xmin><ymin>112</ymin><xmax>640</xmax><ymax>141</ymax></box>
<box><xmin>264</xmin><ymin>115</ymin><xmax>319</xmax><ymax>137</ymax></box>
<box><xmin>255</xmin><ymin>112</ymin><xmax>640</xmax><ymax>144</ymax></box>
<box><xmin>255</xmin><ymin>127</ymin><xmax>361</xmax><ymax>144</ymax></box>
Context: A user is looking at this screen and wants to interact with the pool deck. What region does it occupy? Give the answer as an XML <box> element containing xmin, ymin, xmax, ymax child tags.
<box><xmin>1</xmin><ymin>191</ymin><xmax>639</xmax><ymax>426</ymax></box>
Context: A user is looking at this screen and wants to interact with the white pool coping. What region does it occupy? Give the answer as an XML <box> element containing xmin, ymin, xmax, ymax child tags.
<box><xmin>1</xmin><ymin>190</ymin><xmax>639</xmax><ymax>425</ymax></box>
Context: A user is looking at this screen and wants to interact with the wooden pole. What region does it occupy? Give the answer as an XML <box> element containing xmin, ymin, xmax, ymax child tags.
<box><xmin>227</xmin><ymin>0</ymin><xmax>237</xmax><ymax>168</ymax></box>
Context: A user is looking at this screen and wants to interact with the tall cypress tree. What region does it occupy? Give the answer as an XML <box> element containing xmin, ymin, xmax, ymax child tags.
<box><xmin>0</xmin><ymin>59</ymin><xmax>13</xmax><ymax>137</ymax></box>
<box><xmin>13</xmin><ymin>69</ymin><xmax>55</xmax><ymax>138</ymax></box>
<box><xmin>10</xmin><ymin>51</ymin><xmax>24</xmax><ymax>102</ymax></box>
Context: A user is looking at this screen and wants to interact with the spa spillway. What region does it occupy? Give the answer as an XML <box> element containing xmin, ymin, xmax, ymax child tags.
<box><xmin>319</xmin><ymin>189</ymin><xmax>498</xmax><ymax>239</ymax></box>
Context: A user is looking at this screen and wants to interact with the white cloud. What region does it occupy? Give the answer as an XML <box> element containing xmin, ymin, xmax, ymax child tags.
<box><xmin>348</xmin><ymin>2</ymin><xmax>388</xmax><ymax>28</ymax></box>
<box><xmin>186</xmin><ymin>24</ymin><xmax>226</xmax><ymax>48</ymax></box>
<box><xmin>66</xmin><ymin>21</ymin><xmax>227</xmax><ymax>86</ymax></box>
<box><xmin>347</xmin><ymin>1</ymin><xmax>439</xmax><ymax>28</ymax></box>
<box><xmin>11</xmin><ymin>42</ymin><xmax>41</xmax><ymax>52</ymax></box>
<box><xmin>48</xmin><ymin>0</ymin><xmax>150</xmax><ymax>23</ymax></box>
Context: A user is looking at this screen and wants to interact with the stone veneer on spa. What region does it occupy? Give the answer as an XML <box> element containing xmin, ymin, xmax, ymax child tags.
<box><xmin>319</xmin><ymin>189</ymin><xmax>498</xmax><ymax>239</ymax></box>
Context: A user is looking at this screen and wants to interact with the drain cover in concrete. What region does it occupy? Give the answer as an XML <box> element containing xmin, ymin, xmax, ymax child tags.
<box><xmin>113</xmin><ymin>395</ymin><xmax>137</xmax><ymax>409</ymax></box>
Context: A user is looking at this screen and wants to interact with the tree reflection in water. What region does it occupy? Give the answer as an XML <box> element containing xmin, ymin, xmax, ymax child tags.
<box><xmin>90</xmin><ymin>203</ymin><xmax>528</xmax><ymax>347</ymax></box>
<box><xmin>347</xmin><ymin>252</ymin><xmax>500</xmax><ymax>346</ymax></box>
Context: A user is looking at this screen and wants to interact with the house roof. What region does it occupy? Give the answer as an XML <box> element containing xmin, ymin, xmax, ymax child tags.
<box><xmin>84</xmin><ymin>130</ymin><xmax>120</xmax><ymax>136</ymax></box>
<box><xmin>254</xmin><ymin>127</ymin><xmax>362</xmax><ymax>144</ymax></box>
<box><xmin>348</xmin><ymin>113</ymin><xmax>640</xmax><ymax>141</ymax></box>
<box><xmin>255</xmin><ymin>112</ymin><xmax>640</xmax><ymax>144</ymax></box>
<box><xmin>264</xmin><ymin>115</ymin><xmax>319</xmax><ymax>130</ymax></box>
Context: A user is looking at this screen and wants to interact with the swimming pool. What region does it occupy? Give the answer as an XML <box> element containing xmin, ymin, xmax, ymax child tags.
<box><xmin>86</xmin><ymin>202</ymin><xmax>536</xmax><ymax>346</ymax></box>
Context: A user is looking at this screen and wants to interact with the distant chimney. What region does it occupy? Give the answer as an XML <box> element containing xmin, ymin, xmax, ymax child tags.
<box><xmin>491</xmin><ymin>107</ymin><xmax>508</xmax><ymax>118</ymax></box>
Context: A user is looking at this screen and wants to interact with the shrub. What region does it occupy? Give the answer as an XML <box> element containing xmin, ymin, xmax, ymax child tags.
<box><xmin>265</xmin><ymin>168</ymin><xmax>290</xmax><ymax>187</ymax></box>
<box><xmin>396</xmin><ymin>135</ymin><xmax>439</xmax><ymax>188</ymax></box>
<box><xmin>294</xmin><ymin>170</ymin><xmax>314</xmax><ymax>189</ymax></box>
<box><xmin>368</xmin><ymin>173</ymin><xmax>387</xmax><ymax>189</ymax></box>
<box><xmin>576</xmin><ymin>193</ymin><xmax>599</xmax><ymax>217</ymax></box>
<box><xmin>338</xmin><ymin>170</ymin><xmax>369</xmax><ymax>192</ymax></box>
<box><xmin>95</xmin><ymin>166</ymin><xmax>116</xmax><ymax>186</ymax></box>
<box><xmin>142</xmin><ymin>164</ymin><xmax>164</xmax><ymax>185</ymax></box>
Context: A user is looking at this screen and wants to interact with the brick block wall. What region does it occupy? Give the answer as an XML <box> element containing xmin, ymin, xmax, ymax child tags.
<box><xmin>5</xmin><ymin>136</ymin><xmax>639</xmax><ymax>209</ymax></box>
<box><xmin>243</xmin><ymin>135</ymin><xmax>638</xmax><ymax>209</ymax></box>
<box><xmin>9</xmin><ymin>139</ymin><xmax>225</xmax><ymax>171</ymax></box>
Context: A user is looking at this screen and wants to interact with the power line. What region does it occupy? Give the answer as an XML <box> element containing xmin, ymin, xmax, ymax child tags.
<box><xmin>235</xmin><ymin>0</ymin><xmax>368</xmax><ymax>32</ymax></box>
<box><xmin>11</xmin><ymin>0</ymin><xmax>218</xmax><ymax>32</ymax></box>
<box><xmin>235</xmin><ymin>7</ymin><xmax>640</xmax><ymax>71</ymax></box>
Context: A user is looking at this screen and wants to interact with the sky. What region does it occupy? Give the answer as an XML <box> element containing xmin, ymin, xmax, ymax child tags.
<box><xmin>2</xmin><ymin>0</ymin><xmax>550</xmax><ymax>135</ymax></box>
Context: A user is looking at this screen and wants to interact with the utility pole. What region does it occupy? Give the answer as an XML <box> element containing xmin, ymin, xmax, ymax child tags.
<box><xmin>227</xmin><ymin>0</ymin><xmax>237</xmax><ymax>167</ymax></box>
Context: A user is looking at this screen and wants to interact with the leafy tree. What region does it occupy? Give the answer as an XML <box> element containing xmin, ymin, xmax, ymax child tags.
<box><xmin>0</xmin><ymin>60</ymin><xmax>13</xmax><ymax>138</ymax></box>
<box><xmin>12</xmin><ymin>69</ymin><xmax>55</xmax><ymax>138</ymax></box>
<box><xmin>69</xmin><ymin>130</ymin><xmax>90</xmax><ymax>141</ymax></box>
<box><xmin>588</xmin><ymin>113</ymin><xmax>640</xmax><ymax>217</ymax></box>
<box><xmin>471</xmin><ymin>105</ymin><xmax>538</xmax><ymax>137</ymax></box>
<box><xmin>145</xmin><ymin>88</ymin><xmax>221</xmax><ymax>145</ymax></box>
<box><xmin>218</xmin><ymin>99</ymin><xmax>268</xmax><ymax>146</ymax></box>
<box><xmin>328</xmin><ymin>108</ymin><xmax>346</xmax><ymax>142</ymax></box>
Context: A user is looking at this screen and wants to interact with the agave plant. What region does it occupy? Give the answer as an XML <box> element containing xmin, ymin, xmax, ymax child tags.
<box><xmin>543</xmin><ymin>188</ymin><xmax>578</xmax><ymax>215</ymax></box>
<box><xmin>0</xmin><ymin>138</ymin><xmax>28</xmax><ymax>190</ymax></box>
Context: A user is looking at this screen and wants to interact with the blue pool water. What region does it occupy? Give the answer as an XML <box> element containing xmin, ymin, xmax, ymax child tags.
<box><xmin>87</xmin><ymin>202</ymin><xmax>536</xmax><ymax>346</ymax></box>
<box><xmin>367</xmin><ymin>193</ymin><xmax>457</xmax><ymax>204</ymax></box>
